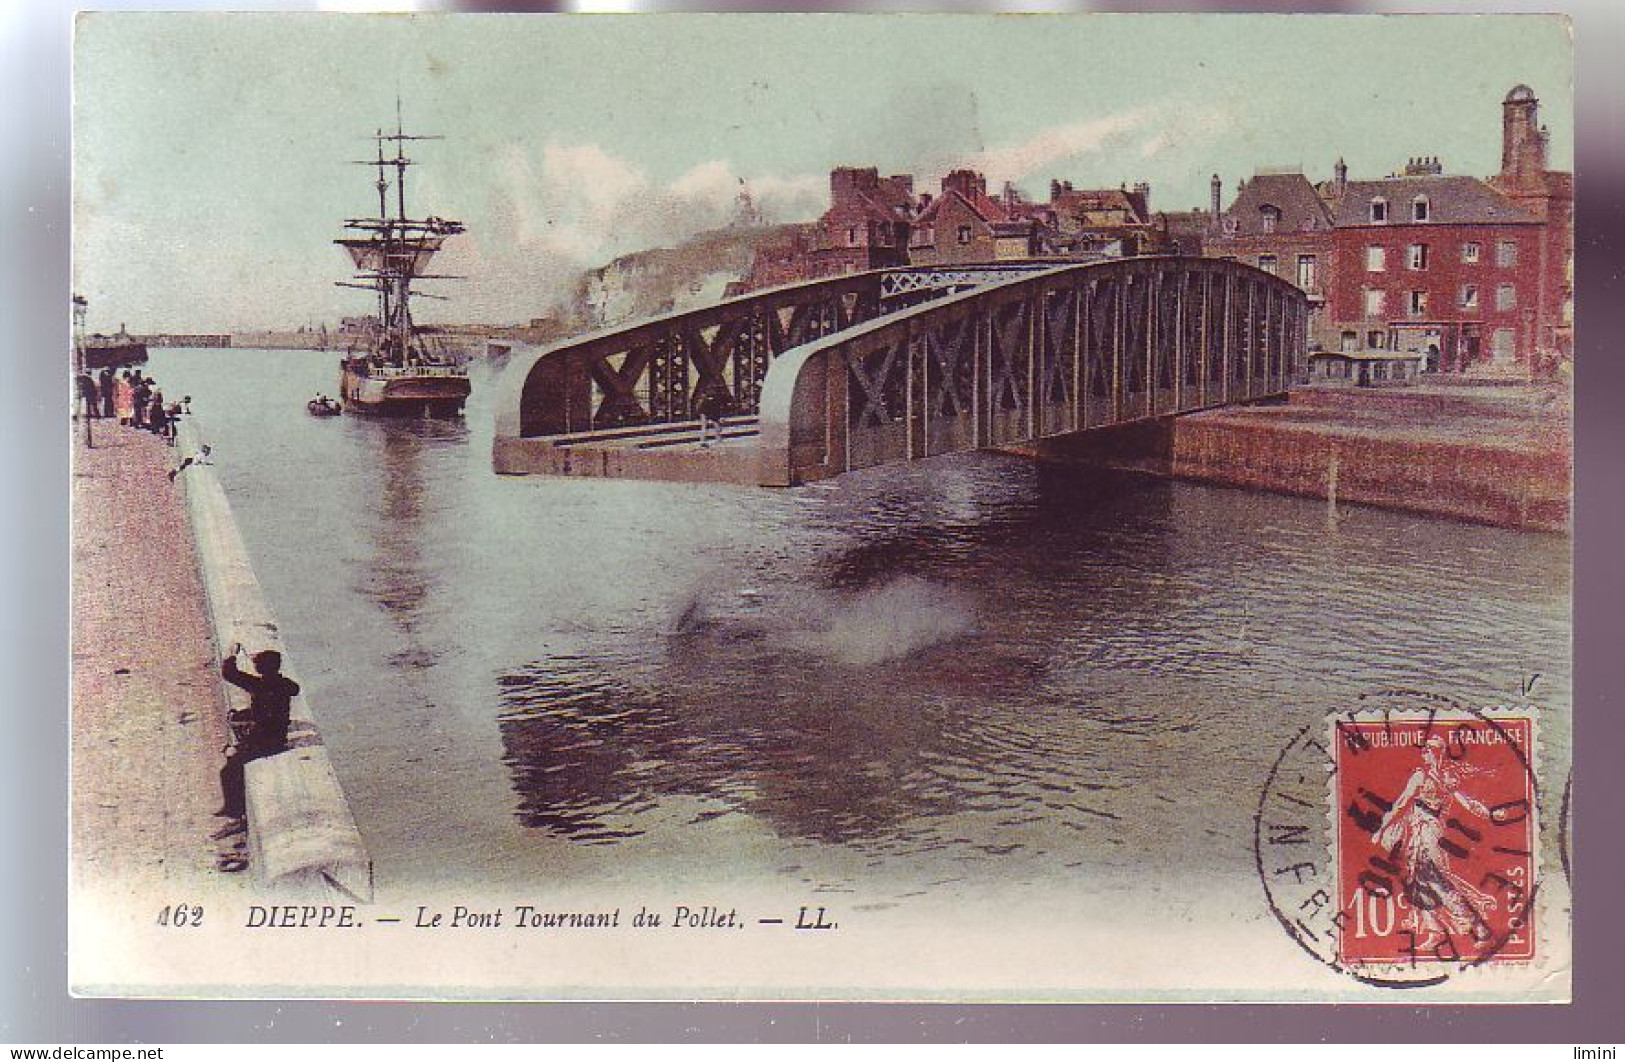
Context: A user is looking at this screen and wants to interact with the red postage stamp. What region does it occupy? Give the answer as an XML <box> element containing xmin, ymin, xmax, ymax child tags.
<box><xmin>1332</xmin><ymin>712</ymin><xmax>1537</xmax><ymax>968</ymax></box>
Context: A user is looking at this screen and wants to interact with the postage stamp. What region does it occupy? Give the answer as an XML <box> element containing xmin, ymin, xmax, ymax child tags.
<box><xmin>1255</xmin><ymin>694</ymin><xmax>1547</xmax><ymax>990</ymax></box>
<box><xmin>1331</xmin><ymin>709</ymin><xmax>1537</xmax><ymax>970</ymax></box>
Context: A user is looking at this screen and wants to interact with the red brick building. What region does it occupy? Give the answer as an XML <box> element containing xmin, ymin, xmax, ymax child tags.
<box><xmin>1488</xmin><ymin>84</ymin><xmax>1575</xmax><ymax>368</ymax></box>
<box><xmin>1208</xmin><ymin>84</ymin><xmax>1572</xmax><ymax>378</ymax></box>
<box><xmin>1324</xmin><ymin>161</ymin><xmax>1545</xmax><ymax>374</ymax></box>
<box><xmin>807</xmin><ymin>167</ymin><xmax>916</xmax><ymax>278</ymax></box>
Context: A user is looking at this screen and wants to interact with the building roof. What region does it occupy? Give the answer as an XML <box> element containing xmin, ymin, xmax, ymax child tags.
<box><xmin>915</xmin><ymin>187</ymin><xmax>1010</xmax><ymax>227</ymax></box>
<box><xmin>1053</xmin><ymin>187</ymin><xmax>1150</xmax><ymax>226</ymax></box>
<box><xmin>1221</xmin><ymin>172</ymin><xmax>1332</xmax><ymax>236</ymax></box>
<box><xmin>1329</xmin><ymin>175</ymin><xmax>1539</xmax><ymax>227</ymax></box>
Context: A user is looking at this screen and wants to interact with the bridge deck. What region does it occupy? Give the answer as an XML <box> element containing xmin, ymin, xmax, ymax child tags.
<box><xmin>493</xmin><ymin>416</ymin><xmax>766</xmax><ymax>485</ymax></box>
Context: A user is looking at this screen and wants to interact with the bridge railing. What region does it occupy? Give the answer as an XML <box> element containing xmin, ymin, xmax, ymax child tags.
<box><xmin>757</xmin><ymin>256</ymin><xmax>1307</xmax><ymax>486</ymax></box>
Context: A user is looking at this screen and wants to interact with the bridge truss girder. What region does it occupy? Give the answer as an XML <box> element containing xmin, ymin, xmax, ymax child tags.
<box><xmin>757</xmin><ymin>257</ymin><xmax>1306</xmax><ymax>486</ymax></box>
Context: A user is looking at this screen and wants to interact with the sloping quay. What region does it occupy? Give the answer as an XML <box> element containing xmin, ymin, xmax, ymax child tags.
<box><xmin>173</xmin><ymin>417</ymin><xmax>374</xmax><ymax>902</ymax></box>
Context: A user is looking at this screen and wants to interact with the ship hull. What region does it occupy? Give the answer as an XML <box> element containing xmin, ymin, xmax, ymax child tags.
<box><xmin>341</xmin><ymin>363</ymin><xmax>470</xmax><ymax>416</ymax></box>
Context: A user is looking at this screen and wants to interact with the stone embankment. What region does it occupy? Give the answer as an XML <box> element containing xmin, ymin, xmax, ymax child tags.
<box><xmin>1172</xmin><ymin>385</ymin><xmax>1571</xmax><ymax>532</ymax></box>
<box><xmin>1032</xmin><ymin>383</ymin><xmax>1570</xmax><ymax>532</ymax></box>
<box><xmin>72</xmin><ymin>417</ymin><xmax>372</xmax><ymax>907</ymax></box>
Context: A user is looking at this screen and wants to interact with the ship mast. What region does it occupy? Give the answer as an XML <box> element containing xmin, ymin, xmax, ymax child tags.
<box><xmin>335</xmin><ymin>98</ymin><xmax>464</xmax><ymax>366</ymax></box>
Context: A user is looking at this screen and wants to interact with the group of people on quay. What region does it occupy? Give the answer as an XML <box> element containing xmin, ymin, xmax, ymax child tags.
<box><xmin>74</xmin><ymin>365</ymin><xmax>189</xmax><ymax>442</ymax></box>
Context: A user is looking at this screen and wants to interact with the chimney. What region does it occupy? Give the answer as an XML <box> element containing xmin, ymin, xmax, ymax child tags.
<box><xmin>1334</xmin><ymin>157</ymin><xmax>1347</xmax><ymax>194</ymax></box>
<box><xmin>1132</xmin><ymin>181</ymin><xmax>1151</xmax><ymax>213</ymax></box>
<box><xmin>1050</xmin><ymin>179</ymin><xmax>1062</xmax><ymax>200</ymax></box>
<box><xmin>1210</xmin><ymin>173</ymin><xmax>1222</xmax><ymax>219</ymax></box>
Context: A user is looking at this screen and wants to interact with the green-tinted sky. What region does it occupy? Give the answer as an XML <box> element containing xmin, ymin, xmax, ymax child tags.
<box><xmin>73</xmin><ymin>12</ymin><xmax>1572</xmax><ymax>331</ymax></box>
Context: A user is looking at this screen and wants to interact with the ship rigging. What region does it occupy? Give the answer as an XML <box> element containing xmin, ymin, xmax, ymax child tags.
<box><xmin>335</xmin><ymin>104</ymin><xmax>470</xmax><ymax>416</ymax></box>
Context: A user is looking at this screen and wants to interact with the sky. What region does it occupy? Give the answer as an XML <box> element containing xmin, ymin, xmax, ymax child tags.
<box><xmin>72</xmin><ymin>12</ymin><xmax>1574</xmax><ymax>332</ymax></box>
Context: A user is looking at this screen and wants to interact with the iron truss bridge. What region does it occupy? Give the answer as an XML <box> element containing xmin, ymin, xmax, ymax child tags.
<box><xmin>493</xmin><ymin>256</ymin><xmax>1309</xmax><ymax>486</ymax></box>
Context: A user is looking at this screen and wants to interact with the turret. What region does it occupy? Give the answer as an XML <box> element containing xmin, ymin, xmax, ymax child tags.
<box><xmin>1501</xmin><ymin>84</ymin><xmax>1547</xmax><ymax>183</ymax></box>
<box><xmin>1210</xmin><ymin>173</ymin><xmax>1222</xmax><ymax>220</ymax></box>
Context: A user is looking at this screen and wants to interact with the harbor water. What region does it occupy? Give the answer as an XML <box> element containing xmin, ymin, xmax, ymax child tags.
<box><xmin>147</xmin><ymin>347</ymin><xmax>1572</xmax><ymax>909</ymax></box>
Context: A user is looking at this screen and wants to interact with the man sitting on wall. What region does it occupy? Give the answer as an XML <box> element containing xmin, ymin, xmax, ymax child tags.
<box><xmin>212</xmin><ymin>643</ymin><xmax>300</xmax><ymax>842</ymax></box>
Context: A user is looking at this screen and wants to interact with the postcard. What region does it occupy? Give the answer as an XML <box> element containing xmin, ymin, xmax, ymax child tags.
<box><xmin>69</xmin><ymin>11</ymin><xmax>1573</xmax><ymax>1001</ymax></box>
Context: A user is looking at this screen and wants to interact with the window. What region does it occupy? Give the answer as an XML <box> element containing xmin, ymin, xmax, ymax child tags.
<box><xmin>1259</xmin><ymin>205</ymin><xmax>1280</xmax><ymax>233</ymax></box>
<box><xmin>1340</xmin><ymin>331</ymin><xmax>1358</xmax><ymax>352</ymax></box>
<box><xmin>1412</xmin><ymin>196</ymin><xmax>1430</xmax><ymax>222</ymax></box>
<box><xmin>1497</xmin><ymin>240</ymin><xmax>1518</xmax><ymax>267</ymax></box>
<box><xmin>1297</xmin><ymin>254</ymin><xmax>1319</xmax><ymax>291</ymax></box>
<box><xmin>956</xmin><ymin>225</ymin><xmax>972</xmax><ymax>246</ymax></box>
<box><xmin>1408</xmin><ymin>290</ymin><xmax>1429</xmax><ymax>316</ymax></box>
<box><xmin>1366</xmin><ymin>246</ymin><xmax>1386</xmax><ymax>272</ymax></box>
<box><xmin>1367</xmin><ymin>330</ymin><xmax>1386</xmax><ymax>349</ymax></box>
<box><xmin>1257</xmin><ymin>254</ymin><xmax>1278</xmax><ymax>276</ymax></box>
<box><xmin>845</xmin><ymin>226</ymin><xmax>858</xmax><ymax>247</ymax></box>
<box><xmin>1496</xmin><ymin>283</ymin><xmax>1517</xmax><ymax>310</ymax></box>
<box><xmin>1364</xmin><ymin>289</ymin><xmax>1386</xmax><ymax>317</ymax></box>
<box><xmin>1463</xmin><ymin>242</ymin><xmax>1481</xmax><ymax>263</ymax></box>
<box><xmin>1408</xmin><ymin>244</ymin><xmax>1429</xmax><ymax>271</ymax></box>
<box><xmin>1460</xmin><ymin>284</ymin><xmax>1479</xmax><ymax>309</ymax></box>
<box><xmin>1370</xmin><ymin>198</ymin><xmax>1388</xmax><ymax>223</ymax></box>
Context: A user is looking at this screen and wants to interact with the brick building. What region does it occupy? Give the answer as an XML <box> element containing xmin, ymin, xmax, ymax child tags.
<box><xmin>1205</xmin><ymin>167</ymin><xmax>1337</xmax><ymax>347</ymax></box>
<box><xmin>1207</xmin><ymin>85</ymin><xmax>1572</xmax><ymax>378</ymax></box>
<box><xmin>908</xmin><ymin>170</ymin><xmax>1045</xmax><ymax>265</ymax></box>
<box><xmin>807</xmin><ymin>167</ymin><xmax>916</xmax><ymax>278</ymax></box>
<box><xmin>1324</xmin><ymin>159</ymin><xmax>1545</xmax><ymax>374</ymax></box>
<box><xmin>1047</xmin><ymin>181</ymin><xmax>1158</xmax><ymax>256</ymax></box>
<box><xmin>1487</xmin><ymin>85</ymin><xmax>1575</xmax><ymax>367</ymax></box>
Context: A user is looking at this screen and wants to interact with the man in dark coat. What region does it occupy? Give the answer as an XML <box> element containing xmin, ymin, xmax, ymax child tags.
<box><xmin>98</xmin><ymin>367</ymin><xmax>115</xmax><ymax>418</ymax></box>
<box><xmin>213</xmin><ymin>644</ymin><xmax>300</xmax><ymax>836</ymax></box>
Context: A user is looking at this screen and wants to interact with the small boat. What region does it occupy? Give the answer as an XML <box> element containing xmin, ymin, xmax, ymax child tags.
<box><xmin>307</xmin><ymin>396</ymin><xmax>343</xmax><ymax>417</ymax></box>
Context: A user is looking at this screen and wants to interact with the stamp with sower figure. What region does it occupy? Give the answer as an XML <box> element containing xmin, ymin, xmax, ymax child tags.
<box><xmin>1257</xmin><ymin>693</ymin><xmax>1542</xmax><ymax>989</ymax></box>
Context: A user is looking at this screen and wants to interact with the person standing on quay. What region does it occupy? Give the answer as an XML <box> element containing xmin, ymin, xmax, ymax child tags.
<box><xmin>214</xmin><ymin>643</ymin><xmax>300</xmax><ymax>838</ymax></box>
<box><xmin>115</xmin><ymin>371</ymin><xmax>135</xmax><ymax>425</ymax></box>
<box><xmin>146</xmin><ymin>389</ymin><xmax>166</xmax><ymax>436</ymax></box>
<box><xmin>98</xmin><ymin>366</ymin><xmax>115</xmax><ymax>419</ymax></box>
<box><xmin>74</xmin><ymin>371</ymin><xmax>98</xmax><ymax>420</ymax></box>
<box><xmin>131</xmin><ymin>376</ymin><xmax>151</xmax><ymax>429</ymax></box>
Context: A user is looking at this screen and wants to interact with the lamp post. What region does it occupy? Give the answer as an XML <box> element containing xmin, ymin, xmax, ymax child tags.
<box><xmin>72</xmin><ymin>293</ymin><xmax>92</xmax><ymax>449</ymax></box>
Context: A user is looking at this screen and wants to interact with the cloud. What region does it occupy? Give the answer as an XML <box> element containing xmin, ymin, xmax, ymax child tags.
<box><xmin>963</xmin><ymin>107</ymin><xmax>1155</xmax><ymax>187</ymax></box>
<box><xmin>429</xmin><ymin>142</ymin><xmax>829</xmax><ymax>321</ymax></box>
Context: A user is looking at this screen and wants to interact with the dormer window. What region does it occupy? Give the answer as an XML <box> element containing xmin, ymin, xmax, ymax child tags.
<box><xmin>1412</xmin><ymin>195</ymin><xmax>1430</xmax><ymax>222</ymax></box>
<box><xmin>1370</xmin><ymin>198</ymin><xmax>1389</xmax><ymax>223</ymax></box>
<box><xmin>1259</xmin><ymin>205</ymin><xmax>1281</xmax><ymax>233</ymax></box>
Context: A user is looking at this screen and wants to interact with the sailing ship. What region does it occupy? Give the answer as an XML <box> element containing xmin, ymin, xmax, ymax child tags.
<box><xmin>335</xmin><ymin>108</ymin><xmax>470</xmax><ymax>416</ymax></box>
